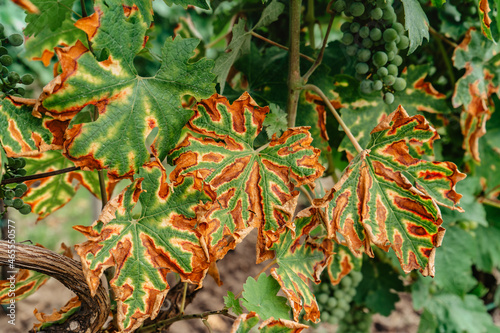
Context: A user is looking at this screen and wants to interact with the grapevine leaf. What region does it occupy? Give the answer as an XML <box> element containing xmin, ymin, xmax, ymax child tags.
<box><xmin>24</xmin><ymin>0</ymin><xmax>74</xmax><ymax>37</ymax></box>
<box><xmin>330</xmin><ymin>65</ymin><xmax>449</xmax><ymax>159</ymax></box>
<box><xmin>163</xmin><ymin>0</ymin><xmax>209</xmax><ymax>9</ymax></box>
<box><xmin>241</xmin><ymin>273</ymin><xmax>290</xmax><ymax>321</ymax></box>
<box><xmin>0</xmin><ymin>97</ymin><xmax>66</xmax><ymax>157</ymax></box>
<box><xmin>74</xmin><ymin>161</ymin><xmax>214</xmax><ymax>331</ymax></box>
<box><xmin>401</xmin><ymin>0</ymin><xmax>430</xmax><ymax>54</ymax></box>
<box><xmin>25</xmin><ymin>19</ymin><xmax>87</xmax><ymax>67</ymax></box>
<box><xmin>270</xmin><ymin>207</ymin><xmax>330</xmax><ymax>323</ymax></box>
<box><xmin>259</xmin><ymin>318</ymin><xmax>309</xmax><ymax>332</ymax></box>
<box><xmin>430</xmin><ymin>0</ymin><xmax>446</xmax><ymax>7</ymax></box>
<box><xmin>321</xmin><ymin>106</ymin><xmax>466</xmax><ymax>276</ymax></box>
<box><xmin>478</xmin><ymin>0</ymin><xmax>493</xmax><ymax>40</ymax></box>
<box><xmin>327</xmin><ymin>242</ymin><xmax>362</xmax><ymax>285</ymax></box>
<box><xmin>225</xmin><ymin>291</ymin><xmax>244</xmax><ymax>315</ymax></box>
<box><xmin>38</xmin><ymin>0</ymin><xmax>215</xmax><ymax>177</ymax></box>
<box><xmin>33</xmin><ymin>296</ymin><xmax>81</xmax><ymax>330</ymax></box>
<box><xmin>0</xmin><ymin>269</ymin><xmax>49</xmax><ymax>303</ymax></box>
<box><xmin>474</xmin><ymin>222</ymin><xmax>500</xmax><ymax>272</ymax></box>
<box><xmin>230</xmin><ymin>312</ymin><xmax>260</xmax><ymax>333</ymax></box>
<box><xmin>452</xmin><ymin>28</ymin><xmax>500</xmax><ymax>161</ymax></box>
<box><xmin>263</xmin><ymin>104</ymin><xmax>288</xmax><ymax>138</ymax></box>
<box><xmin>170</xmin><ymin>93</ymin><xmax>324</xmax><ymax>263</ymax></box>
<box><xmin>214</xmin><ymin>0</ymin><xmax>285</xmax><ymax>93</ymax></box>
<box><xmin>433</xmin><ymin>226</ymin><xmax>477</xmax><ymax>295</ymax></box>
<box><xmin>22</xmin><ymin>151</ymin><xmax>114</xmax><ymax>221</ymax></box>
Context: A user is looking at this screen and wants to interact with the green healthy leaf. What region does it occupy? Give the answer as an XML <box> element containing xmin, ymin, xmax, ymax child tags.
<box><xmin>474</xmin><ymin>219</ymin><xmax>500</xmax><ymax>272</ymax></box>
<box><xmin>224</xmin><ymin>291</ymin><xmax>244</xmax><ymax>315</ymax></box>
<box><xmin>170</xmin><ymin>93</ymin><xmax>324</xmax><ymax>263</ymax></box>
<box><xmin>271</xmin><ymin>207</ymin><xmax>330</xmax><ymax>323</ymax></box>
<box><xmin>74</xmin><ymin>162</ymin><xmax>214</xmax><ymax>331</ymax></box>
<box><xmin>22</xmin><ymin>151</ymin><xmax>110</xmax><ymax>221</ymax></box>
<box><xmin>263</xmin><ymin>104</ymin><xmax>288</xmax><ymax>138</ymax></box>
<box><xmin>24</xmin><ymin>0</ymin><xmax>75</xmax><ymax>37</ymax></box>
<box><xmin>0</xmin><ymin>97</ymin><xmax>62</xmax><ymax>157</ymax></box>
<box><xmin>24</xmin><ymin>19</ymin><xmax>87</xmax><ymax>67</ymax></box>
<box><xmin>241</xmin><ymin>273</ymin><xmax>290</xmax><ymax>321</ymax></box>
<box><xmin>322</xmin><ymin>106</ymin><xmax>466</xmax><ymax>276</ymax></box>
<box><xmin>163</xmin><ymin>0</ymin><xmax>209</xmax><ymax>9</ymax></box>
<box><xmin>401</xmin><ymin>0</ymin><xmax>430</xmax><ymax>54</ymax></box>
<box><xmin>214</xmin><ymin>0</ymin><xmax>285</xmax><ymax>93</ymax></box>
<box><xmin>39</xmin><ymin>0</ymin><xmax>215</xmax><ymax>177</ymax></box>
<box><xmin>333</xmin><ymin>65</ymin><xmax>450</xmax><ymax>159</ymax></box>
<box><xmin>418</xmin><ymin>308</ymin><xmax>439</xmax><ymax>333</ymax></box>
<box><xmin>0</xmin><ymin>269</ymin><xmax>49</xmax><ymax>303</ymax></box>
<box><xmin>433</xmin><ymin>226</ymin><xmax>477</xmax><ymax>295</ymax></box>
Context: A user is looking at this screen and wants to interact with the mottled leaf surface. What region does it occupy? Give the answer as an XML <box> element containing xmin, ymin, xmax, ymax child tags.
<box><xmin>74</xmin><ymin>162</ymin><xmax>213</xmax><ymax>332</ymax></box>
<box><xmin>230</xmin><ymin>312</ymin><xmax>260</xmax><ymax>333</ymax></box>
<box><xmin>322</xmin><ymin>106</ymin><xmax>465</xmax><ymax>276</ymax></box>
<box><xmin>0</xmin><ymin>269</ymin><xmax>49</xmax><ymax>304</ymax></box>
<box><xmin>270</xmin><ymin>207</ymin><xmax>330</xmax><ymax>323</ymax></box>
<box><xmin>327</xmin><ymin>242</ymin><xmax>362</xmax><ymax>285</ymax></box>
<box><xmin>40</xmin><ymin>0</ymin><xmax>215</xmax><ymax>177</ymax></box>
<box><xmin>170</xmin><ymin>93</ymin><xmax>324</xmax><ymax>263</ymax></box>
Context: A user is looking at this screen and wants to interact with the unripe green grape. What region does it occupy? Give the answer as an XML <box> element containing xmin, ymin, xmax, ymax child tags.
<box><xmin>13</xmin><ymin>158</ymin><xmax>23</xmax><ymax>169</ymax></box>
<box><xmin>384</xmin><ymin>92</ymin><xmax>395</xmax><ymax>104</ymax></box>
<box><xmin>19</xmin><ymin>204</ymin><xmax>31</xmax><ymax>215</ymax></box>
<box><xmin>16</xmin><ymin>183</ymin><xmax>28</xmax><ymax>193</ymax></box>
<box><xmin>346</xmin><ymin>45</ymin><xmax>358</xmax><ymax>56</ymax></box>
<box><xmin>350</xmin><ymin>22</ymin><xmax>360</xmax><ymax>33</ymax></box>
<box><xmin>334</xmin><ymin>0</ymin><xmax>347</xmax><ymax>12</ymax></box>
<box><xmin>360</xmin><ymin>80</ymin><xmax>373</xmax><ymax>94</ymax></box>
<box><xmin>355</xmin><ymin>62</ymin><xmax>369</xmax><ymax>74</ymax></box>
<box><xmin>0</xmin><ymin>54</ymin><xmax>13</xmax><ymax>66</ymax></box>
<box><xmin>391</xmin><ymin>55</ymin><xmax>402</xmax><ymax>66</ymax></box>
<box><xmin>4</xmin><ymin>190</ymin><xmax>15</xmax><ymax>199</ymax></box>
<box><xmin>341</xmin><ymin>22</ymin><xmax>351</xmax><ymax>32</ymax></box>
<box><xmin>359</xmin><ymin>26</ymin><xmax>370</xmax><ymax>39</ymax></box>
<box><xmin>350</xmin><ymin>2</ymin><xmax>365</xmax><ymax>16</ymax></box>
<box><xmin>373</xmin><ymin>51</ymin><xmax>388</xmax><ymax>67</ymax></box>
<box><xmin>357</xmin><ymin>49</ymin><xmax>371</xmax><ymax>62</ymax></box>
<box><xmin>327</xmin><ymin>297</ymin><xmax>338</xmax><ymax>308</ymax></box>
<box><xmin>393</xmin><ymin>77</ymin><xmax>406</xmax><ymax>91</ymax></box>
<box><xmin>377</xmin><ymin>0</ymin><xmax>389</xmax><ymax>8</ymax></box>
<box><xmin>340</xmin><ymin>276</ymin><xmax>352</xmax><ymax>288</ymax></box>
<box><xmin>8</xmin><ymin>34</ymin><xmax>23</xmax><ymax>47</ymax></box>
<box><xmin>382</xmin><ymin>8</ymin><xmax>396</xmax><ymax>21</ymax></box>
<box><xmin>362</xmin><ymin>38</ymin><xmax>373</xmax><ymax>48</ymax></box>
<box><xmin>397</xmin><ymin>35</ymin><xmax>409</xmax><ymax>50</ymax></box>
<box><xmin>15</xmin><ymin>87</ymin><xmax>25</xmax><ymax>96</ymax></box>
<box><xmin>385</xmin><ymin>41</ymin><xmax>397</xmax><ymax>52</ymax></box>
<box><xmin>387</xmin><ymin>50</ymin><xmax>395</xmax><ymax>61</ymax></box>
<box><xmin>13</xmin><ymin>198</ymin><xmax>23</xmax><ymax>209</ymax></box>
<box><xmin>14</xmin><ymin>187</ymin><xmax>25</xmax><ymax>197</ymax></box>
<box><xmin>383</xmin><ymin>74</ymin><xmax>396</xmax><ymax>85</ymax></box>
<box><xmin>21</xmin><ymin>74</ymin><xmax>34</xmax><ymax>85</ymax></box>
<box><xmin>4</xmin><ymin>198</ymin><xmax>14</xmax><ymax>206</ymax></box>
<box><xmin>387</xmin><ymin>64</ymin><xmax>398</xmax><ymax>76</ymax></box>
<box><xmin>1</xmin><ymin>66</ymin><xmax>8</xmax><ymax>77</ymax></box>
<box><xmin>383</xmin><ymin>28</ymin><xmax>398</xmax><ymax>42</ymax></box>
<box><xmin>332</xmin><ymin>308</ymin><xmax>345</xmax><ymax>319</ymax></box>
<box><xmin>342</xmin><ymin>32</ymin><xmax>354</xmax><ymax>45</ymax></box>
<box><xmin>321</xmin><ymin>311</ymin><xmax>331</xmax><ymax>321</ymax></box>
<box><xmin>320</xmin><ymin>283</ymin><xmax>329</xmax><ymax>293</ymax></box>
<box><xmin>7</xmin><ymin>157</ymin><xmax>15</xmax><ymax>167</ymax></box>
<box><xmin>0</xmin><ymin>47</ymin><xmax>7</xmax><ymax>56</ymax></box>
<box><xmin>338</xmin><ymin>300</ymin><xmax>350</xmax><ymax>311</ymax></box>
<box><xmin>335</xmin><ymin>290</ymin><xmax>347</xmax><ymax>299</ymax></box>
<box><xmin>18</xmin><ymin>158</ymin><xmax>26</xmax><ymax>168</ymax></box>
<box><xmin>370</xmin><ymin>28</ymin><xmax>382</xmax><ymax>41</ymax></box>
<box><xmin>8</xmin><ymin>72</ymin><xmax>19</xmax><ymax>84</ymax></box>
<box><xmin>377</xmin><ymin>66</ymin><xmax>388</xmax><ymax>77</ymax></box>
<box><xmin>393</xmin><ymin>22</ymin><xmax>405</xmax><ymax>34</ymax></box>
<box><xmin>373</xmin><ymin>80</ymin><xmax>383</xmax><ymax>90</ymax></box>
<box><xmin>318</xmin><ymin>293</ymin><xmax>329</xmax><ymax>304</ymax></box>
<box><xmin>371</xmin><ymin>8</ymin><xmax>383</xmax><ymax>20</ymax></box>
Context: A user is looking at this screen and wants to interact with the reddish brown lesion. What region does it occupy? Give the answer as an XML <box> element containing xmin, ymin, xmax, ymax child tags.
<box><xmin>413</xmin><ymin>77</ymin><xmax>446</xmax><ymax>99</ymax></box>
<box><xmin>479</xmin><ymin>0</ymin><xmax>492</xmax><ymax>28</ymax></box>
<box><xmin>75</xmin><ymin>8</ymin><xmax>102</xmax><ymax>40</ymax></box>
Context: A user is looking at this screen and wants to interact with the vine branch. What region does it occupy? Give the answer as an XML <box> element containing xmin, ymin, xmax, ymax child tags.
<box><xmin>1</xmin><ymin>166</ymin><xmax>80</xmax><ymax>185</ymax></box>
<box><xmin>250</xmin><ymin>31</ymin><xmax>315</xmax><ymax>63</ymax></box>
<box><xmin>286</xmin><ymin>0</ymin><xmax>303</xmax><ymax>128</ymax></box>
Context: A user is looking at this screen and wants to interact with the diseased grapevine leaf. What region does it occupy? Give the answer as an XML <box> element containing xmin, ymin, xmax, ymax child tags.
<box><xmin>231</xmin><ymin>312</ymin><xmax>260</xmax><ymax>333</ymax></box>
<box><xmin>270</xmin><ymin>207</ymin><xmax>330</xmax><ymax>323</ymax></box>
<box><xmin>241</xmin><ymin>273</ymin><xmax>290</xmax><ymax>321</ymax></box>
<box><xmin>25</xmin><ymin>19</ymin><xmax>87</xmax><ymax>67</ymax></box>
<box><xmin>33</xmin><ymin>296</ymin><xmax>81</xmax><ymax>331</ymax></box>
<box><xmin>401</xmin><ymin>0</ymin><xmax>430</xmax><ymax>54</ymax></box>
<box><xmin>327</xmin><ymin>242</ymin><xmax>362</xmax><ymax>285</ymax></box>
<box><xmin>478</xmin><ymin>0</ymin><xmax>494</xmax><ymax>40</ymax></box>
<box><xmin>163</xmin><ymin>0</ymin><xmax>209</xmax><ymax>9</ymax></box>
<box><xmin>259</xmin><ymin>318</ymin><xmax>308</xmax><ymax>332</ymax></box>
<box><xmin>0</xmin><ymin>97</ymin><xmax>66</xmax><ymax>157</ymax></box>
<box><xmin>224</xmin><ymin>291</ymin><xmax>244</xmax><ymax>315</ymax></box>
<box><xmin>170</xmin><ymin>93</ymin><xmax>324</xmax><ymax>263</ymax></box>
<box><xmin>0</xmin><ymin>269</ymin><xmax>49</xmax><ymax>304</ymax></box>
<box><xmin>214</xmin><ymin>0</ymin><xmax>285</xmax><ymax>93</ymax></box>
<box><xmin>452</xmin><ymin>27</ymin><xmax>500</xmax><ymax>162</ymax></box>
<box><xmin>22</xmin><ymin>151</ymin><xmax>114</xmax><ymax>221</ymax></box>
<box><xmin>74</xmin><ymin>161</ymin><xmax>214</xmax><ymax>332</ymax></box>
<box><xmin>38</xmin><ymin>0</ymin><xmax>215</xmax><ymax>178</ymax></box>
<box><xmin>320</xmin><ymin>106</ymin><xmax>465</xmax><ymax>276</ymax></box>
<box><xmin>329</xmin><ymin>65</ymin><xmax>449</xmax><ymax>159</ymax></box>
<box><xmin>24</xmin><ymin>0</ymin><xmax>74</xmax><ymax>37</ymax></box>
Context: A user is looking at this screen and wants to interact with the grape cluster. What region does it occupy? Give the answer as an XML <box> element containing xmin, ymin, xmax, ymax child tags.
<box><xmin>314</xmin><ymin>271</ymin><xmax>362</xmax><ymax>325</ymax></box>
<box><xmin>337</xmin><ymin>305</ymin><xmax>372</xmax><ymax>333</ymax></box>
<box><xmin>335</xmin><ymin>0</ymin><xmax>409</xmax><ymax>104</ymax></box>
<box><xmin>0</xmin><ymin>24</ymin><xmax>34</xmax><ymax>98</ymax></box>
<box><xmin>1</xmin><ymin>157</ymin><xmax>31</xmax><ymax>215</ymax></box>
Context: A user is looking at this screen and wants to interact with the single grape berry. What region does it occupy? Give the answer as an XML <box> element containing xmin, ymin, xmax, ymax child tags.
<box><xmin>334</xmin><ymin>0</ymin><xmax>347</xmax><ymax>12</ymax></box>
<box><xmin>8</xmin><ymin>34</ymin><xmax>23</xmax><ymax>47</ymax></box>
<box><xmin>397</xmin><ymin>35</ymin><xmax>410</xmax><ymax>50</ymax></box>
<box><xmin>13</xmin><ymin>158</ymin><xmax>23</xmax><ymax>169</ymax></box>
<box><xmin>346</xmin><ymin>45</ymin><xmax>358</xmax><ymax>56</ymax></box>
<box><xmin>373</xmin><ymin>51</ymin><xmax>388</xmax><ymax>67</ymax></box>
<box><xmin>342</xmin><ymin>33</ymin><xmax>354</xmax><ymax>45</ymax></box>
<box><xmin>357</xmin><ymin>49</ymin><xmax>371</xmax><ymax>62</ymax></box>
<box><xmin>14</xmin><ymin>187</ymin><xmax>25</xmax><ymax>197</ymax></box>
<box><xmin>393</xmin><ymin>22</ymin><xmax>405</xmax><ymax>34</ymax></box>
<box><xmin>383</xmin><ymin>74</ymin><xmax>396</xmax><ymax>85</ymax></box>
<box><xmin>15</xmin><ymin>87</ymin><xmax>25</xmax><ymax>96</ymax></box>
<box><xmin>350</xmin><ymin>22</ymin><xmax>360</xmax><ymax>34</ymax></box>
<box><xmin>377</xmin><ymin>0</ymin><xmax>389</xmax><ymax>8</ymax></box>
<box><xmin>13</xmin><ymin>198</ymin><xmax>23</xmax><ymax>209</ymax></box>
<box><xmin>362</xmin><ymin>38</ymin><xmax>373</xmax><ymax>48</ymax></box>
<box><xmin>387</xmin><ymin>64</ymin><xmax>398</xmax><ymax>76</ymax></box>
<box><xmin>387</xmin><ymin>51</ymin><xmax>395</xmax><ymax>61</ymax></box>
<box><xmin>384</xmin><ymin>92</ymin><xmax>395</xmax><ymax>104</ymax></box>
<box><xmin>16</xmin><ymin>183</ymin><xmax>28</xmax><ymax>193</ymax></box>
<box><xmin>383</xmin><ymin>28</ymin><xmax>398</xmax><ymax>43</ymax></box>
<box><xmin>0</xmin><ymin>55</ymin><xmax>13</xmax><ymax>66</ymax></box>
<box><xmin>385</xmin><ymin>41</ymin><xmax>397</xmax><ymax>52</ymax></box>
<box><xmin>16</xmin><ymin>169</ymin><xmax>27</xmax><ymax>176</ymax></box>
<box><xmin>4</xmin><ymin>198</ymin><xmax>14</xmax><ymax>206</ymax></box>
<box><xmin>360</xmin><ymin>80</ymin><xmax>373</xmax><ymax>94</ymax></box>
<box><xmin>371</xmin><ymin>8</ymin><xmax>383</xmax><ymax>20</ymax></box>
<box><xmin>370</xmin><ymin>28</ymin><xmax>382</xmax><ymax>41</ymax></box>
<box><xmin>4</xmin><ymin>190</ymin><xmax>15</xmax><ymax>199</ymax></box>
<box><xmin>373</xmin><ymin>80</ymin><xmax>383</xmax><ymax>90</ymax></box>
<box><xmin>392</xmin><ymin>55</ymin><xmax>403</xmax><ymax>66</ymax></box>
<box><xmin>8</xmin><ymin>71</ymin><xmax>20</xmax><ymax>84</ymax></box>
<box><xmin>21</xmin><ymin>74</ymin><xmax>34</xmax><ymax>85</ymax></box>
<box><xmin>382</xmin><ymin>8</ymin><xmax>396</xmax><ymax>21</ymax></box>
<box><xmin>7</xmin><ymin>157</ymin><xmax>15</xmax><ymax>167</ymax></box>
<box><xmin>355</xmin><ymin>62</ymin><xmax>369</xmax><ymax>75</ymax></box>
<box><xmin>359</xmin><ymin>26</ymin><xmax>370</xmax><ymax>39</ymax></box>
<box><xmin>0</xmin><ymin>47</ymin><xmax>7</xmax><ymax>56</ymax></box>
<box><xmin>350</xmin><ymin>2</ymin><xmax>365</xmax><ymax>16</ymax></box>
<box><xmin>377</xmin><ymin>66</ymin><xmax>388</xmax><ymax>77</ymax></box>
<box><xmin>341</xmin><ymin>22</ymin><xmax>351</xmax><ymax>32</ymax></box>
<box><xmin>393</xmin><ymin>77</ymin><xmax>407</xmax><ymax>91</ymax></box>
<box><xmin>19</xmin><ymin>204</ymin><xmax>31</xmax><ymax>215</ymax></box>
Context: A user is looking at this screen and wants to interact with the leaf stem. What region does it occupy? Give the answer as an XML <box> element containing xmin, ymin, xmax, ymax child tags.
<box><xmin>299</xmin><ymin>186</ymin><xmax>314</xmax><ymax>205</ymax></box>
<box><xmin>479</xmin><ymin>197</ymin><xmax>500</xmax><ymax>209</ymax></box>
<box><xmin>250</xmin><ymin>31</ymin><xmax>315</xmax><ymax>63</ymax></box>
<box><xmin>429</xmin><ymin>26</ymin><xmax>458</xmax><ymax>48</ymax></box>
<box><xmin>302</xmin><ymin>84</ymin><xmax>363</xmax><ymax>154</ymax></box>
<box><xmin>305</xmin><ymin>0</ymin><xmax>316</xmax><ymax>48</ymax></box>
<box><xmin>302</xmin><ymin>10</ymin><xmax>335</xmax><ymax>83</ymax></box>
<box><xmin>180</xmin><ymin>282</ymin><xmax>188</xmax><ymax>315</ymax></box>
<box><xmin>434</xmin><ymin>34</ymin><xmax>456</xmax><ymax>87</ymax></box>
<box><xmin>98</xmin><ymin>170</ymin><xmax>107</xmax><ymax>209</ymax></box>
<box><xmin>286</xmin><ymin>0</ymin><xmax>303</xmax><ymax>128</ymax></box>
<box><xmin>1</xmin><ymin>166</ymin><xmax>80</xmax><ymax>185</ymax></box>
